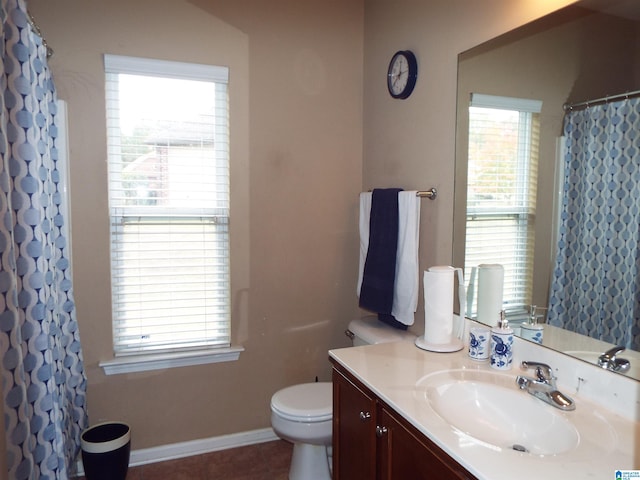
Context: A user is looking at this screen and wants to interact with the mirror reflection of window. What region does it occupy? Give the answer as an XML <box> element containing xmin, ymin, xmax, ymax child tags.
<box><xmin>465</xmin><ymin>94</ymin><xmax>542</xmax><ymax>317</ymax></box>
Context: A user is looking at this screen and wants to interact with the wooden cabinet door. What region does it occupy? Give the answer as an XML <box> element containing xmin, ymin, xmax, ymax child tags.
<box><xmin>332</xmin><ymin>369</ymin><xmax>377</xmax><ymax>480</ymax></box>
<box><xmin>377</xmin><ymin>407</ymin><xmax>476</xmax><ymax>480</ymax></box>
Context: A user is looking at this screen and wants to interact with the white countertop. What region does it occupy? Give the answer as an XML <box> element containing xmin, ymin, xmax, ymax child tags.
<box><xmin>329</xmin><ymin>340</ymin><xmax>640</xmax><ymax>480</ymax></box>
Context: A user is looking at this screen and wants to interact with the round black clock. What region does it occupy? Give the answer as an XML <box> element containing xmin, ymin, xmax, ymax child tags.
<box><xmin>387</xmin><ymin>50</ymin><xmax>418</xmax><ymax>99</ymax></box>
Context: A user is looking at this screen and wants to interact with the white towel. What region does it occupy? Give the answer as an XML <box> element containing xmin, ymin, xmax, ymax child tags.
<box><xmin>357</xmin><ymin>192</ymin><xmax>372</xmax><ymax>299</ymax></box>
<box><xmin>357</xmin><ymin>191</ymin><xmax>421</xmax><ymax>326</ymax></box>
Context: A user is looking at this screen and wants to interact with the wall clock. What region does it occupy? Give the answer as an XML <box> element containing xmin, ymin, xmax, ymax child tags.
<box><xmin>387</xmin><ymin>50</ymin><xmax>418</xmax><ymax>99</ymax></box>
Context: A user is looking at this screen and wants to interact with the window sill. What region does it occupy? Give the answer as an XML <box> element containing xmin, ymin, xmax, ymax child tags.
<box><xmin>99</xmin><ymin>346</ymin><xmax>245</xmax><ymax>375</ymax></box>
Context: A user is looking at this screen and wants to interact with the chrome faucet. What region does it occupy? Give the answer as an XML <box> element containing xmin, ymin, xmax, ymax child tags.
<box><xmin>515</xmin><ymin>361</ymin><xmax>575</xmax><ymax>411</ymax></box>
<box><xmin>597</xmin><ymin>346</ymin><xmax>630</xmax><ymax>373</ymax></box>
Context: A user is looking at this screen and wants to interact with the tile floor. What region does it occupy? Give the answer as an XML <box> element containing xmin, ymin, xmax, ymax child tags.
<box><xmin>78</xmin><ymin>440</ymin><xmax>293</xmax><ymax>480</ymax></box>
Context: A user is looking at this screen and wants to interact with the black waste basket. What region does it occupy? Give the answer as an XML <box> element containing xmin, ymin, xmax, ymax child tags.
<box><xmin>81</xmin><ymin>421</ymin><xmax>131</xmax><ymax>480</ymax></box>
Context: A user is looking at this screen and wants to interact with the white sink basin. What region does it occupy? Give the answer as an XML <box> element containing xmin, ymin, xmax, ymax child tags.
<box><xmin>415</xmin><ymin>369</ymin><xmax>579</xmax><ymax>456</ymax></box>
<box><xmin>565</xmin><ymin>350</ymin><xmax>640</xmax><ymax>378</ymax></box>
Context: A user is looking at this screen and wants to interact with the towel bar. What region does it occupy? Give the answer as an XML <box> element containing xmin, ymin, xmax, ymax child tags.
<box><xmin>416</xmin><ymin>188</ymin><xmax>437</xmax><ymax>200</ymax></box>
<box><xmin>367</xmin><ymin>188</ymin><xmax>437</xmax><ymax>200</ymax></box>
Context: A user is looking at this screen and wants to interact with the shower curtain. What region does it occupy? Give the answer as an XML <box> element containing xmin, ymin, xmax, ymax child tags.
<box><xmin>0</xmin><ymin>1</ymin><xmax>88</xmax><ymax>479</ymax></box>
<box><xmin>548</xmin><ymin>97</ymin><xmax>640</xmax><ymax>351</ymax></box>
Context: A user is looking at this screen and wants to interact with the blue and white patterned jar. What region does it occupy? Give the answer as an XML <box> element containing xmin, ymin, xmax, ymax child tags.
<box><xmin>490</xmin><ymin>326</ymin><xmax>513</xmax><ymax>370</ymax></box>
<box><xmin>520</xmin><ymin>323</ymin><xmax>544</xmax><ymax>344</ymax></box>
<box><xmin>468</xmin><ymin>327</ymin><xmax>490</xmax><ymax>361</ymax></box>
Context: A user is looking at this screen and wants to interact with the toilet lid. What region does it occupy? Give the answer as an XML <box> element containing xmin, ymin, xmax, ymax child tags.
<box><xmin>348</xmin><ymin>317</ymin><xmax>416</xmax><ymax>344</ymax></box>
<box><xmin>271</xmin><ymin>382</ymin><xmax>332</xmax><ymax>422</ymax></box>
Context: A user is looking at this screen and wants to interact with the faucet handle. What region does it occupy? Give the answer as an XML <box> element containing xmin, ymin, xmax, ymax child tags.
<box><xmin>520</xmin><ymin>361</ymin><xmax>555</xmax><ymax>384</ymax></box>
<box><xmin>600</xmin><ymin>345</ymin><xmax>625</xmax><ymax>360</ymax></box>
<box><xmin>598</xmin><ymin>346</ymin><xmax>630</xmax><ymax>372</ymax></box>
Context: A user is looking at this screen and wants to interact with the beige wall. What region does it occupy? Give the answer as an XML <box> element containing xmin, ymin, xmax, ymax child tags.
<box><xmin>24</xmin><ymin>0</ymin><xmax>574</xmax><ymax>454</ymax></box>
<box><xmin>363</xmin><ymin>0</ymin><xmax>575</xmax><ymax>326</ymax></box>
<box><xmin>28</xmin><ymin>0</ymin><xmax>364</xmax><ymax>450</ymax></box>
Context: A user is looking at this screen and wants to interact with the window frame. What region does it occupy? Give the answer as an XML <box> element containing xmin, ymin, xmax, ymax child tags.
<box><xmin>100</xmin><ymin>54</ymin><xmax>242</xmax><ymax>374</ymax></box>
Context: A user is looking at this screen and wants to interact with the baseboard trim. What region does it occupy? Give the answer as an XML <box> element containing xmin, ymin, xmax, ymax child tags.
<box><xmin>76</xmin><ymin>427</ymin><xmax>279</xmax><ymax>476</ymax></box>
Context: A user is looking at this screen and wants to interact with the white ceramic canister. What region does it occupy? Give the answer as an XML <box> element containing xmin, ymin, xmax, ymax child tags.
<box><xmin>520</xmin><ymin>323</ymin><xmax>544</xmax><ymax>344</ymax></box>
<box><xmin>490</xmin><ymin>311</ymin><xmax>513</xmax><ymax>370</ymax></box>
<box><xmin>468</xmin><ymin>326</ymin><xmax>490</xmax><ymax>361</ymax></box>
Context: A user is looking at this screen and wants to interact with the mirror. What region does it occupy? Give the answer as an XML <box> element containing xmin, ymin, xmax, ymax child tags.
<box><xmin>453</xmin><ymin>0</ymin><xmax>640</xmax><ymax>380</ymax></box>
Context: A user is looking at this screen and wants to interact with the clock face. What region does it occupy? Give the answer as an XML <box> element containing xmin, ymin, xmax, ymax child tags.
<box><xmin>387</xmin><ymin>51</ymin><xmax>417</xmax><ymax>99</ymax></box>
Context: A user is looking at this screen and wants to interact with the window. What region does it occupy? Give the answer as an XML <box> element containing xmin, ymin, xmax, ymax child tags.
<box><xmin>465</xmin><ymin>94</ymin><xmax>542</xmax><ymax>315</ymax></box>
<box><xmin>105</xmin><ymin>55</ymin><xmax>231</xmax><ymax>358</ymax></box>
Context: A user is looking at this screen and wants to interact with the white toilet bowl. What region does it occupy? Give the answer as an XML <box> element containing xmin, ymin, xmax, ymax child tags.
<box><xmin>270</xmin><ymin>317</ymin><xmax>417</xmax><ymax>479</ymax></box>
<box><xmin>270</xmin><ymin>382</ymin><xmax>333</xmax><ymax>480</ymax></box>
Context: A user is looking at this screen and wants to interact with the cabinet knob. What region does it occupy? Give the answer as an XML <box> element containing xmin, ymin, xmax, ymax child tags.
<box><xmin>359</xmin><ymin>411</ymin><xmax>371</xmax><ymax>421</ymax></box>
<box><xmin>376</xmin><ymin>425</ymin><xmax>388</xmax><ymax>437</ymax></box>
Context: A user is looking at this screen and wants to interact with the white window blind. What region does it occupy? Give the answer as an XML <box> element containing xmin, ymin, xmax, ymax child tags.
<box><xmin>466</xmin><ymin>94</ymin><xmax>542</xmax><ymax>315</ymax></box>
<box><xmin>105</xmin><ymin>55</ymin><xmax>230</xmax><ymax>355</ymax></box>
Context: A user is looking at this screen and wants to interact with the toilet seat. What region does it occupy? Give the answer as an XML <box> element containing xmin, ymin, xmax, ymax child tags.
<box><xmin>271</xmin><ymin>382</ymin><xmax>332</xmax><ymax>423</ymax></box>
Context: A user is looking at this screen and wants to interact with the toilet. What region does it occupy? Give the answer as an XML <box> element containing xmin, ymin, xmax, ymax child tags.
<box><xmin>270</xmin><ymin>316</ymin><xmax>416</xmax><ymax>480</ymax></box>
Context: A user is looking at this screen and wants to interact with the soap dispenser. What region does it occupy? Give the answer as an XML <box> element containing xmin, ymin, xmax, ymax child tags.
<box><xmin>520</xmin><ymin>305</ymin><xmax>544</xmax><ymax>344</ymax></box>
<box><xmin>490</xmin><ymin>310</ymin><xmax>513</xmax><ymax>370</ymax></box>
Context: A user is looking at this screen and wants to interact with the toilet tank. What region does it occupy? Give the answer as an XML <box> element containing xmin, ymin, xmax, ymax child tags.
<box><xmin>346</xmin><ymin>316</ymin><xmax>416</xmax><ymax>346</ymax></box>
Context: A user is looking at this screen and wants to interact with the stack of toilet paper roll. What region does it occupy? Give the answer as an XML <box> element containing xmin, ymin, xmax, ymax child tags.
<box><xmin>476</xmin><ymin>264</ymin><xmax>504</xmax><ymax>326</ymax></box>
<box><xmin>423</xmin><ymin>266</ymin><xmax>455</xmax><ymax>345</ymax></box>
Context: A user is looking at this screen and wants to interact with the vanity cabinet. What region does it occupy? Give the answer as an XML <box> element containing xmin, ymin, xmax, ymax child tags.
<box><xmin>332</xmin><ymin>363</ymin><xmax>477</xmax><ymax>480</ymax></box>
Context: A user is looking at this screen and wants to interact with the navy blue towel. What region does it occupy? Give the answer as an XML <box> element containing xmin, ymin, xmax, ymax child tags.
<box><xmin>359</xmin><ymin>188</ymin><xmax>407</xmax><ymax>330</ymax></box>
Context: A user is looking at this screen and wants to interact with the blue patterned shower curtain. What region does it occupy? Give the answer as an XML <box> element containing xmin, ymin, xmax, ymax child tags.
<box><xmin>0</xmin><ymin>1</ymin><xmax>88</xmax><ymax>479</ymax></box>
<box><xmin>548</xmin><ymin>97</ymin><xmax>640</xmax><ymax>351</ymax></box>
